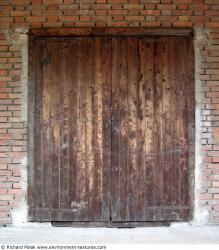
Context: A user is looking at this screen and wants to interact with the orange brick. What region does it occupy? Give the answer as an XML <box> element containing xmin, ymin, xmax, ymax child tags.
<box><xmin>11</xmin><ymin>11</ymin><xmax>30</xmax><ymax>16</ymax></box>
<box><xmin>46</xmin><ymin>16</ymin><xmax>58</xmax><ymax>22</ymax></box>
<box><xmin>26</xmin><ymin>16</ymin><xmax>46</xmax><ymax>22</ymax></box>
<box><xmin>140</xmin><ymin>10</ymin><xmax>160</xmax><ymax>15</ymax></box>
<box><xmin>140</xmin><ymin>21</ymin><xmax>161</xmax><ymax>27</ymax></box>
<box><xmin>0</xmin><ymin>70</ymin><xmax>7</xmax><ymax>75</ymax></box>
<box><xmin>42</xmin><ymin>0</ymin><xmax>62</xmax><ymax>4</ymax></box>
<box><xmin>60</xmin><ymin>16</ymin><xmax>79</xmax><ymax>22</ymax></box>
<box><xmin>10</xmin><ymin>0</ymin><xmax>30</xmax><ymax>5</ymax></box>
<box><xmin>108</xmin><ymin>10</ymin><xmax>128</xmax><ymax>15</ymax></box>
<box><xmin>123</xmin><ymin>4</ymin><xmax>144</xmax><ymax>9</ymax></box>
<box><xmin>108</xmin><ymin>0</ymin><xmax>128</xmax><ymax>2</ymax></box>
<box><xmin>173</xmin><ymin>21</ymin><xmax>193</xmax><ymax>27</ymax></box>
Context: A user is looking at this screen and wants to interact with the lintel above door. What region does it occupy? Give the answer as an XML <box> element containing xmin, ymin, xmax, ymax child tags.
<box><xmin>29</xmin><ymin>27</ymin><xmax>193</xmax><ymax>37</ymax></box>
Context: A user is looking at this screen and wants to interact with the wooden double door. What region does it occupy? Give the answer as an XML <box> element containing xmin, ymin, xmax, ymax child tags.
<box><xmin>29</xmin><ymin>35</ymin><xmax>194</xmax><ymax>223</ymax></box>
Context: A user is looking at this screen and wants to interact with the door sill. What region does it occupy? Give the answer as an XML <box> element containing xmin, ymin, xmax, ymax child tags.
<box><xmin>52</xmin><ymin>221</ymin><xmax>171</xmax><ymax>228</ymax></box>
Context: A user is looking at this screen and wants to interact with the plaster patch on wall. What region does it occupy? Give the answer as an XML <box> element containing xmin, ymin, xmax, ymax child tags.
<box><xmin>11</xmin><ymin>156</ymin><xmax>28</xmax><ymax>225</ymax></box>
<box><xmin>192</xmin><ymin>26</ymin><xmax>209</xmax><ymax>225</ymax></box>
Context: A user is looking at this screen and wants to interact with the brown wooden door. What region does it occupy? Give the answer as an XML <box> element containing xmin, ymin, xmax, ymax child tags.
<box><xmin>29</xmin><ymin>37</ymin><xmax>112</xmax><ymax>221</ymax></box>
<box><xmin>110</xmin><ymin>37</ymin><xmax>193</xmax><ymax>222</ymax></box>
<box><xmin>29</xmin><ymin>36</ymin><xmax>194</xmax><ymax>222</ymax></box>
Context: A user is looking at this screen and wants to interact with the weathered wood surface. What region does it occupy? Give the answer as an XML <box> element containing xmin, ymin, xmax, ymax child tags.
<box><xmin>30</xmin><ymin>27</ymin><xmax>193</xmax><ymax>37</ymax></box>
<box><xmin>29</xmin><ymin>36</ymin><xmax>193</xmax><ymax>222</ymax></box>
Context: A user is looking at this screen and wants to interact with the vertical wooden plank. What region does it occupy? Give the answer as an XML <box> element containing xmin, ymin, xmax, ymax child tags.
<box><xmin>154</xmin><ymin>40</ymin><xmax>165</xmax><ymax>214</ymax></box>
<box><xmin>118</xmin><ymin>37</ymin><xmax>129</xmax><ymax>221</ymax></box>
<box><xmin>41</xmin><ymin>41</ymin><xmax>53</xmax><ymax>215</ymax></box>
<box><xmin>75</xmin><ymin>38</ymin><xmax>87</xmax><ymax>218</ymax></box>
<box><xmin>138</xmin><ymin>38</ymin><xmax>150</xmax><ymax>220</ymax></box>
<box><xmin>111</xmin><ymin>37</ymin><xmax>121</xmax><ymax>221</ymax></box>
<box><xmin>154</xmin><ymin>42</ymin><xmax>163</xmax><ymax>211</ymax></box>
<box><xmin>49</xmin><ymin>42</ymin><xmax>61</xmax><ymax>212</ymax></box>
<box><xmin>101</xmin><ymin>37</ymin><xmax>112</xmax><ymax>221</ymax></box>
<box><xmin>68</xmin><ymin>39</ymin><xmax>79</xmax><ymax>219</ymax></box>
<box><xmin>170</xmin><ymin>39</ymin><xmax>180</xmax><ymax>210</ymax></box>
<box><xmin>150</xmin><ymin>41</ymin><xmax>161</xmax><ymax>219</ymax></box>
<box><xmin>33</xmin><ymin>39</ymin><xmax>44</xmax><ymax>212</ymax></box>
<box><xmin>162</xmin><ymin>39</ymin><xmax>178</xmax><ymax>217</ymax></box>
<box><xmin>93</xmin><ymin>37</ymin><xmax>104</xmax><ymax>220</ymax></box>
<box><xmin>86</xmin><ymin>38</ymin><xmax>95</xmax><ymax>221</ymax></box>
<box><xmin>59</xmin><ymin>42</ymin><xmax>70</xmax><ymax>211</ymax></box>
<box><xmin>135</xmin><ymin>38</ymin><xmax>146</xmax><ymax>221</ymax></box>
<box><xmin>157</xmin><ymin>40</ymin><xmax>173</xmax><ymax>212</ymax></box>
<box><xmin>142</xmin><ymin>40</ymin><xmax>155</xmax><ymax>217</ymax></box>
<box><xmin>127</xmin><ymin>37</ymin><xmax>138</xmax><ymax>221</ymax></box>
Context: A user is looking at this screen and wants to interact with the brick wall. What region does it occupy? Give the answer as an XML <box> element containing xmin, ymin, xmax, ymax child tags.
<box><xmin>0</xmin><ymin>0</ymin><xmax>219</xmax><ymax>225</ymax></box>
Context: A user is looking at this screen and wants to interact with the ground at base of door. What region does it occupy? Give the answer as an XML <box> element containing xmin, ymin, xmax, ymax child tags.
<box><xmin>0</xmin><ymin>225</ymin><xmax>219</xmax><ymax>244</ymax></box>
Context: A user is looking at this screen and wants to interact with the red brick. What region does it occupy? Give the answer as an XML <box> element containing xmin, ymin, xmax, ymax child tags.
<box><xmin>125</xmin><ymin>16</ymin><xmax>144</xmax><ymax>21</ymax></box>
<box><xmin>60</xmin><ymin>16</ymin><xmax>79</xmax><ymax>22</ymax></box>
<box><xmin>0</xmin><ymin>58</ymin><xmax>7</xmax><ymax>63</ymax></box>
<box><xmin>0</xmin><ymin>92</ymin><xmax>7</xmax><ymax>99</ymax></box>
<box><xmin>173</xmin><ymin>21</ymin><xmax>193</xmax><ymax>27</ymax></box>
<box><xmin>0</xmin><ymin>195</ymin><xmax>13</xmax><ymax>202</ymax></box>
<box><xmin>42</xmin><ymin>0</ymin><xmax>62</xmax><ymax>4</ymax></box>
<box><xmin>91</xmin><ymin>4</ymin><xmax>111</xmax><ymax>10</ymax></box>
<box><xmin>108</xmin><ymin>0</ymin><xmax>128</xmax><ymax>2</ymax></box>
<box><xmin>123</xmin><ymin>4</ymin><xmax>144</xmax><ymax>9</ymax></box>
<box><xmin>10</xmin><ymin>0</ymin><xmax>30</xmax><ymax>5</ymax></box>
<box><xmin>13</xmin><ymin>183</ymin><xmax>21</xmax><ymax>189</ymax></box>
<box><xmin>26</xmin><ymin>16</ymin><xmax>46</xmax><ymax>22</ymax></box>
<box><xmin>11</xmin><ymin>11</ymin><xmax>30</xmax><ymax>16</ymax></box>
<box><xmin>140</xmin><ymin>21</ymin><xmax>161</xmax><ymax>27</ymax></box>
<box><xmin>140</xmin><ymin>10</ymin><xmax>160</xmax><ymax>15</ymax></box>
<box><xmin>205</xmin><ymin>22</ymin><xmax>219</xmax><ymax>28</ymax></box>
<box><xmin>0</xmin><ymin>217</ymin><xmax>12</xmax><ymax>224</ymax></box>
<box><xmin>8</xmin><ymin>189</ymin><xmax>21</xmax><ymax>195</ymax></box>
<box><xmin>157</xmin><ymin>4</ymin><xmax>177</xmax><ymax>9</ymax></box>
<box><xmin>96</xmin><ymin>0</ymin><xmax>107</xmax><ymax>3</ymax></box>
<box><xmin>0</xmin><ymin>70</ymin><xmax>7</xmax><ymax>75</ymax></box>
<box><xmin>46</xmin><ymin>16</ymin><xmax>58</xmax><ymax>22</ymax></box>
<box><xmin>108</xmin><ymin>10</ymin><xmax>128</xmax><ymax>15</ymax></box>
<box><xmin>42</xmin><ymin>22</ymin><xmax>63</xmax><ymax>27</ymax></box>
<box><xmin>32</xmin><ymin>0</ymin><xmax>42</xmax><ymax>4</ymax></box>
<box><xmin>212</xmin><ymin>181</ymin><xmax>219</xmax><ymax>187</ymax></box>
<box><xmin>214</xmin><ymin>194</ymin><xmax>219</xmax><ymax>199</ymax></box>
<box><xmin>0</xmin><ymin>76</ymin><xmax>12</xmax><ymax>83</ymax></box>
<box><xmin>205</xmin><ymin>0</ymin><xmax>219</xmax><ymax>3</ymax></box>
<box><xmin>95</xmin><ymin>10</ymin><xmax>107</xmax><ymax>15</ymax></box>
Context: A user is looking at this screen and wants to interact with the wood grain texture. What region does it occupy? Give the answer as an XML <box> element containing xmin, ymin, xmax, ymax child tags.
<box><xmin>29</xmin><ymin>36</ymin><xmax>193</xmax><ymax>222</ymax></box>
<box><xmin>31</xmin><ymin>37</ymin><xmax>112</xmax><ymax>221</ymax></box>
<box><xmin>30</xmin><ymin>28</ymin><xmax>193</xmax><ymax>37</ymax></box>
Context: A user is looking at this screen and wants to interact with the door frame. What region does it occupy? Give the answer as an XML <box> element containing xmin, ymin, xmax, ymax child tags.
<box><xmin>28</xmin><ymin>28</ymin><xmax>195</xmax><ymax>224</ymax></box>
